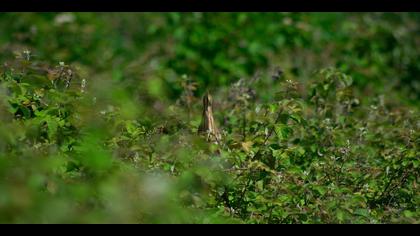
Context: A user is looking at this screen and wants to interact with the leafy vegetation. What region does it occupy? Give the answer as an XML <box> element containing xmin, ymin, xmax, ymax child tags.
<box><xmin>0</xmin><ymin>13</ymin><xmax>419</xmax><ymax>223</ymax></box>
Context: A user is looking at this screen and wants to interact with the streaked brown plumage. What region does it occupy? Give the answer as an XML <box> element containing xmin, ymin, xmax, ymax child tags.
<box><xmin>198</xmin><ymin>92</ymin><xmax>221</xmax><ymax>143</ymax></box>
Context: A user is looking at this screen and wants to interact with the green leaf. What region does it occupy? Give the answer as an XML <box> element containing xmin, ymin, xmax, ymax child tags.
<box><xmin>275</xmin><ymin>124</ymin><xmax>293</xmax><ymax>140</ymax></box>
<box><xmin>403</xmin><ymin>210</ymin><xmax>414</xmax><ymax>218</ymax></box>
<box><xmin>354</xmin><ymin>209</ymin><xmax>369</xmax><ymax>218</ymax></box>
<box><xmin>19</xmin><ymin>105</ymin><xmax>31</xmax><ymax>118</ymax></box>
<box><xmin>337</xmin><ymin>210</ymin><xmax>346</xmax><ymax>222</ymax></box>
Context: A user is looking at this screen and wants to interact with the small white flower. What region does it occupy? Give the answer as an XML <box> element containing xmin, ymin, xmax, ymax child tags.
<box><xmin>80</xmin><ymin>79</ymin><xmax>87</xmax><ymax>93</ymax></box>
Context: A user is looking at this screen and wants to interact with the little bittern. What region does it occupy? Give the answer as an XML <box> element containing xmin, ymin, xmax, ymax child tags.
<box><xmin>198</xmin><ymin>92</ymin><xmax>221</xmax><ymax>143</ymax></box>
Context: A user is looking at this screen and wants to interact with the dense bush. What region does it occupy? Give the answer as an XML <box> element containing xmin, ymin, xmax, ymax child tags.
<box><xmin>0</xmin><ymin>13</ymin><xmax>418</xmax><ymax>223</ymax></box>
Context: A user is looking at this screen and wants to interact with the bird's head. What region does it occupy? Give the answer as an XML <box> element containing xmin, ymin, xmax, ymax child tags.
<box><xmin>203</xmin><ymin>92</ymin><xmax>213</xmax><ymax>108</ymax></box>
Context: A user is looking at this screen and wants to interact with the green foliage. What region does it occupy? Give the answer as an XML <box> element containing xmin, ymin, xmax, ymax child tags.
<box><xmin>0</xmin><ymin>13</ymin><xmax>419</xmax><ymax>224</ymax></box>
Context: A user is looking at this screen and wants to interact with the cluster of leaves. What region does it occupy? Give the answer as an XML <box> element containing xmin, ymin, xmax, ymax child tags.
<box><xmin>0</xmin><ymin>13</ymin><xmax>419</xmax><ymax>223</ymax></box>
<box><xmin>1</xmin><ymin>13</ymin><xmax>418</xmax><ymax>100</ymax></box>
<box><xmin>211</xmin><ymin>69</ymin><xmax>419</xmax><ymax>223</ymax></box>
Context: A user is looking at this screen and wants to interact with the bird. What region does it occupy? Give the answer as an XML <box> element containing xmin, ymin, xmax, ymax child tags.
<box><xmin>197</xmin><ymin>92</ymin><xmax>221</xmax><ymax>144</ymax></box>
